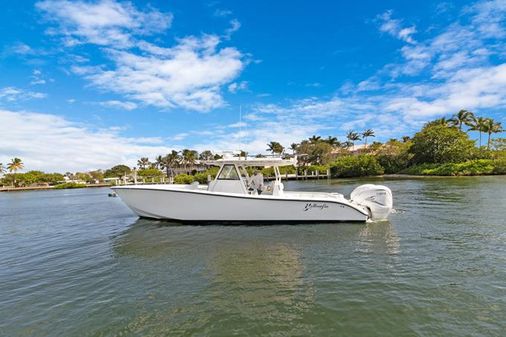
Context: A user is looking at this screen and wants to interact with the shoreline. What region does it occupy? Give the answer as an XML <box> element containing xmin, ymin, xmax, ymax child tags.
<box><xmin>0</xmin><ymin>184</ymin><xmax>112</xmax><ymax>192</ymax></box>
<box><xmin>2</xmin><ymin>174</ymin><xmax>505</xmax><ymax>192</ymax></box>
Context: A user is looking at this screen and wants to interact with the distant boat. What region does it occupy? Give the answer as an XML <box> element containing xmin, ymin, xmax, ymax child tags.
<box><xmin>112</xmin><ymin>157</ymin><xmax>392</xmax><ymax>223</ymax></box>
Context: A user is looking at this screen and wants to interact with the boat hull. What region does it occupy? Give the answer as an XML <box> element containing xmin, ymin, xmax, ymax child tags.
<box><xmin>112</xmin><ymin>186</ymin><xmax>369</xmax><ymax>223</ymax></box>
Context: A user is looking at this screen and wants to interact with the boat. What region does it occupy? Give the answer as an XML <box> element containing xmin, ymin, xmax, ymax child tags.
<box><xmin>112</xmin><ymin>156</ymin><xmax>393</xmax><ymax>223</ymax></box>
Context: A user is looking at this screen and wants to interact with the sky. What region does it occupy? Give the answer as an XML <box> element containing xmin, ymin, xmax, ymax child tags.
<box><xmin>0</xmin><ymin>0</ymin><xmax>505</xmax><ymax>172</ymax></box>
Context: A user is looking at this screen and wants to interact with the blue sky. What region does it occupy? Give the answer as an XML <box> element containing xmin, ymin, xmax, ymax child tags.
<box><xmin>1</xmin><ymin>0</ymin><xmax>505</xmax><ymax>171</ymax></box>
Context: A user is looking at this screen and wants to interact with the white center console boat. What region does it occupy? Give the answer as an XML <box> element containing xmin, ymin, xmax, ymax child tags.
<box><xmin>112</xmin><ymin>157</ymin><xmax>393</xmax><ymax>223</ymax></box>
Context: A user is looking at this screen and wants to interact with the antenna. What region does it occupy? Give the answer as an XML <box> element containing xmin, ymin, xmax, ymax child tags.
<box><xmin>239</xmin><ymin>105</ymin><xmax>243</xmax><ymax>158</ymax></box>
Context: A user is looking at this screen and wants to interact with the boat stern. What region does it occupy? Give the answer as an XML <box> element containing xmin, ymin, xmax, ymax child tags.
<box><xmin>350</xmin><ymin>184</ymin><xmax>393</xmax><ymax>221</ymax></box>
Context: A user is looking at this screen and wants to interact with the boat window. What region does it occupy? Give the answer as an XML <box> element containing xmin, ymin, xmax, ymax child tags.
<box><xmin>217</xmin><ymin>164</ymin><xmax>240</xmax><ymax>180</ymax></box>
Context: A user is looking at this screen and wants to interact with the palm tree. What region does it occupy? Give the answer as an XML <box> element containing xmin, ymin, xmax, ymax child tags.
<box><xmin>0</xmin><ymin>163</ymin><xmax>4</xmax><ymax>175</ymax></box>
<box><xmin>346</xmin><ymin>131</ymin><xmax>361</xmax><ymax>151</ymax></box>
<box><xmin>181</xmin><ymin>149</ymin><xmax>197</xmax><ymax>169</ymax></box>
<box><xmin>137</xmin><ymin>157</ymin><xmax>150</xmax><ymax>169</ymax></box>
<box><xmin>266</xmin><ymin>141</ymin><xmax>284</xmax><ymax>155</ymax></box>
<box><xmin>362</xmin><ymin>129</ymin><xmax>375</xmax><ymax>148</ymax></box>
<box><xmin>482</xmin><ymin>118</ymin><xmax>504</xmax><ymax>149</ymax></box>
<box><xmin>323</xmin><ymin>136</ymin><xmax>339</xmax><ymax>147</ymax></box>
<box><xmin>342</xmin><ymin>141</ymin><xmax>353</xmax><ymax>149</ymax></box>
<box><xmin>468</xmin><ymin>116</ymin><xmax>488</xmax><ymax>148</ymax></box>
<box><xmin>425</xmin><ymin>117</ymin><xmax>453</xmax><ymax>128</ymax></box>
<box><xmin>154</xmin><ymin>155</ymin><xmax>163</xmax><ymax>169</ymax></box>
<box><xmin>451</xmin><ymin>109</ymin><xmax>475</xmax><ymax>131</ymax></box>
<box><xmin>160</xmin><ymin>150</ymin><xmax>180</xmax><ymax>178</ymax></box>
<box><xmin>7</xmin><ymin>158</ymin><xmax>24</xmax><ymax>186</ymax></box>
<box><xmin>308</xmin><ymin>135</ymin><xmax>321</xmax><ymax>143</ymax></box>
<box><xmin>290</xmin><ymin>143</ymin><xmax>298</xmax><ymax>155</ymax></box>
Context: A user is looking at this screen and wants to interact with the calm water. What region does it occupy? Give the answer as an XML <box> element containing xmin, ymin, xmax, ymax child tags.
<box><xmin>1</xmin><ymin>177</ymin><xmax>505</xmax><ymax>337</ymax></box>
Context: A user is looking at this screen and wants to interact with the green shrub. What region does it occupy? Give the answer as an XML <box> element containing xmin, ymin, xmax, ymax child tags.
<box><xmin>137</xmin><ymin>168</ymin><xmax>164</xmax><ymax>178</ymax></box>
<box><xmin>53</xmin><ymin>182</ymin><xmax>87</xmax><ymax>189</ymax></box>
<box><xmin>401</xmin><ymin>160</ymin><xmax>496</xmax><ymax>176</ymax></box>
<box><xmin>173</xmin><ymin>174</ymin><xmax>195</xmax><ymax>184</ymax></box>
<box><xmin>194</xmin><ymin>172</ymin><xmax>210</xmax><ymax>184</ymax></box>
<box><xmin>297</xmin><ymin>165</ymin><xmax>328</xmax><ymax>175</ymax></box>
<box><xmin>377</xmin><ymin>154</ymin><xmax>411</xmax><ymax>174</ymax></box>
<box><xmin>493</xmin><ymin>158</ymin><xmax>506</xmax><ymax>174</ymax></box>
<box><xmin>330</xmin><ymin>155</ymin><xmax>384</xmax><ymax>178</ymax></box>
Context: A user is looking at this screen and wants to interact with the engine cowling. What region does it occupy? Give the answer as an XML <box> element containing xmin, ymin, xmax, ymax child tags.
<box><xmin>350</xmin><ymin>184</ymin><xmax>393</xmax><ymax>221</ymax></box>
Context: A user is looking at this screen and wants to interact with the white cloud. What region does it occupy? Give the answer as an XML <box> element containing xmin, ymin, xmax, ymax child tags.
<box><xmin>37</xmin><ymin>1</ymin><xmax>246</xmax><ymax>112</ymax></box>
<box><xmin>214</xmin><ymin>9</ymin><xmax>232</xmax><ymax>17</ymax></box>
<box><xmin>224</xmin><ymin>19</ymin><xmax>241</xmax><ymax>39</ymax></box>
<box><xmin>0</xmin><ymin>109</ymin><xmax>175</xmax><ymax>172</ymax></box>
<box><xmin>228</xmin><ymin>81</ymin><xmax>248</xmax><ymax>93</ymax></box>
<box><xmin>99</xmin><ymin>100</ymin><xmax>138</xmax><ymax>110</ymax></box>
<box><xmin>0</xmin><ymin>87</ymin><xmax>47</xmax><ymax>102</ymax></box>
<box><xmin>377</xmin><ymin>10</ymin><xmax>417</xmax><ymax>44</ymax></box>
<box><xmin>7</xmin><ymin>42</ymin><xmax>36</xmax><ymax>55</ymax></box>
<box><xmin>30</xmin><ymin>69</ymin><xmax>47</xmax><ymax>85</ymax></box>
<box><xmin>73</xmin><ymin>35</ymin><xmax>244</xmax><ymax>111</ymax></box>
<box><xmin>36</xmin><ymin>0</ymin><xmax>173</xmax><ymax>48</ymax></box>
<box><xmin>469</xmin><ymin>0</ymin><xmax>506</xmax><ymax>38</ymax></box>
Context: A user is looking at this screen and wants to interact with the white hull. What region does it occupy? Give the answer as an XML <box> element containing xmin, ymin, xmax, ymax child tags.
<box><xmin>112</xmin><ymin>185</ymin><xmax>370</xmax><ymax>223</ymax></box>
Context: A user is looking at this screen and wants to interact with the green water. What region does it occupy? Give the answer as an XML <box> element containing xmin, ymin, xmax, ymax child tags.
<box><xmin>1</xmin><ymin>177</ymin><xmax>505</xmax><ymax>336</ymax></box>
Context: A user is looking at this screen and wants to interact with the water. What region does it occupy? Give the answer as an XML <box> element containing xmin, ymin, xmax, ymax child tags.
<box><xmin>1</xmin><ymin>177</ymin><xmax>505</xmax><ymax>337</ymax></box>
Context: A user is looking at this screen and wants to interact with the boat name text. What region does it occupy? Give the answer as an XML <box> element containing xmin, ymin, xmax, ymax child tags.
<box><xmin>304</xmin><ymin>203</ymin><xmax>329</xmax><ymax>211</ymax></box>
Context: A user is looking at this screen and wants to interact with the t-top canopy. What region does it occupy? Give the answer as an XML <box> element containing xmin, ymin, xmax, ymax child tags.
<box><xmin>206</xmin><ymin>157</ymin><xmax>297</xmax><ymax>167</ymax></box>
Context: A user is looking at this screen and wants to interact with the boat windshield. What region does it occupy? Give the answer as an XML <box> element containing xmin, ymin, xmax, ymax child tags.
<box><xmin>217</xmin><ymin>164</ymin><xmax>240</xmax><ymax>180</ymax></box>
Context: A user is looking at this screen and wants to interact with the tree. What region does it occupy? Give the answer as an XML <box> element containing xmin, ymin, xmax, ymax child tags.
<box><xmin>181</xmin><ymin>149</ymin><xmax>198</xmax><ymax>168</ymax></box>
<box><xmin>137</xmin><ymin>157</ymin><xmax>150</xmax><ymax>169</ymax></box>
<box><xmin>266</xmin><ymin>141</ymin><xmax>284</xmax><ymax>155</ymax></box>
<box><xmin>410</xmin><ymin>125</ymin><xmax>475</xmax><ymax>164</ymax></box>
<box><xmin>104</xmin><ymin>165</ymin><xmax>131</xmax><ymax>178</ymax></box>
<box><xmin>424</xmin><ymin>117</ymin><xmax>453</xmax><ymax>128</ymax></box>
<box><xmin>0</xmin><ymin>163</ymin><xmax>4</xmax><ymax>176</ymax></box>
<box><xmin>451</xmin><ymin>109</ymin><xmax>475</xmax><ymax>131</ymax></box>
<box><xmin>199</xmin><ymin>150</ymin><xmax>214</xmax><ymax>161</ymax></box>
<box><xmin>468</xmin><ymin>116</ymin><xmax>488</xmax><ymax>148</ymax></box>
<box><xmin>290</xmin><ymin>143</ymin><xmax>298</xmax><ymax>155</ymax></box>
<box><xmin>308</xmin><ymin>135</ymin><xmax>321</xmax><ymax>143</ymax></box>
<box><xmin>346</xmin><ymin>131</ymin><xmax>361</xmax><ymax>151</ymax></box>
<box><xmin>376</xmin><ymin>139</ymin><xmax>413</xmax><ymax>173</ymax></box>
<box><xmin>330</xmin><ymin>155</ymin><xmax>384</xmax><ymax>178</ymax></box>
<box><xmin>362</xmin><ymin>129</ymin><xmax>375</xmax><ymax>148</ymax></box>
<box><xmin>342</xmin><ymin>140</ymin><xmax>353</xmax><ymax>149</ymax></box>
<box><xmin>323</xmin><ymin>136</ymin><xmax>340</xmax><ymax>147</ymax></box>
<box><xmin>154</xmin><ymin>155</ymin><xmax>164</xmax><ymax>169</ymax></box>
<box><xmin>89</xmin><ymin>170</ymin><xmax>104</xmax><ymax>183</ymax></box>
<box><xmin>7</xmin><ymin>158</ymin><xmax>23</xmax><ymax>186</ymax></box>
<box><xmin>160</xmin><ymin>150</ymin><xmax>180</xmax><ymax>177</ymax></box>
<box><xmin>296</xmin><ymin>140</ymin><xmax>333</xmax><ymax>165</ymax></box>
<box><xmin>137</xmin><ymin>168</ymin><xmax>164</xmax><ymax>178</ymax></box>
<box><xmin>481</xmin><ymin>118</ymin><xmax>504</xmax><ymax>149</ymax></box>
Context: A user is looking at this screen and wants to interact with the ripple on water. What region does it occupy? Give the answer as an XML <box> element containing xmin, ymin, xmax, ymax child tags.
<box><xmin>1</xmin><ymin>180</ymin><xmax>506</xmax><ymax>337</ymax></box>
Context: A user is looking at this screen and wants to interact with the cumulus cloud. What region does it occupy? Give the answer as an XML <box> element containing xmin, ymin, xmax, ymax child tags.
<box><xmin>72</xmin><ymin>36</ymin><xmax>243</xmax><ymax>111</ymax></box>
<box><xmin>36</xmin><ymin>0</ymin><xmax>173</xmax><ymax>48</ymax></box>
<box><xmin>30</xmin><ymin>69</ymin><xmax>47</xmax><ymax>85</ymax></box>
<box><xmin>0</xmin><ymin>87</ymin><xmax>46</xmax><ymax>102</ymax></box>
<box><xmin>377</xmin><ymin>10</ymin><xmax>417</xmax><ymax>44</ymax></box>
<box><xmin>224</xmin><ymin>19</ymin><xmax>241</xmax><ymax>39</ymax></box>
<box><xmin>0</xmin><ymin>109</ymin><xmax>175</xmax><ymax>172</ymax></box>
<box><xmin>37</xmin><ymin>0</ymin><xmax>245</xmax><ymax>112</ymax></box>
<box><xmin>99</xmin><ymin>100</ymin><xmax>138</xmax><ymax>110</ymax></box>
<box><xmin>228</xmin><ymin>81</ymin><xmax>248</xmax><ymax>93</ymax></box>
